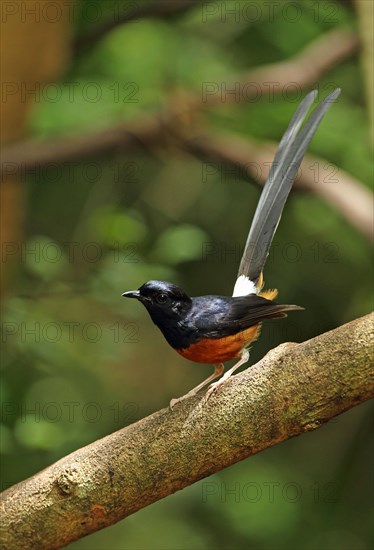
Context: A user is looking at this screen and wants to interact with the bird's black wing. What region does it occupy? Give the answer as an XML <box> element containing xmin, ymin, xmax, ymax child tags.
<box><xmin>189</xmin><ymin>294</ymin><xmax>303</xmax><ymax>339</ymax></box>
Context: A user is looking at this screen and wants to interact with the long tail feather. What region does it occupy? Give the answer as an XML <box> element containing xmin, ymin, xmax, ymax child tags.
<box><xmin>233</xmin><ymin>88</ymin><xmax>341</xmax><ymax>297</ymax></box>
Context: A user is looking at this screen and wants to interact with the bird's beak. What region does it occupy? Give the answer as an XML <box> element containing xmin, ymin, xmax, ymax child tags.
<box><xmin>122</xmin><ymin>290</ymin><xmax>140</xmax><ymax>299</ymax></box>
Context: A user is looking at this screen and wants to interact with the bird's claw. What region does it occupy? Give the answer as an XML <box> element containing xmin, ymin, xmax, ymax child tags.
<box><xmin>169</xmin><ymin>397</ymin><xmax>180</xmax><ymax>411</ymax></box>
<box><xmin>205</xmin><ymin>380</ymin><xmax>222</xmax><ymax>400</ymax></box>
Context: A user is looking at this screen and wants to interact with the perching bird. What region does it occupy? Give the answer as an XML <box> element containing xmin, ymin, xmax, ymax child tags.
<box><xmin>123</xmin><ymin>88</ymin><xmax>341</xmax><ymax>408</ymax></box>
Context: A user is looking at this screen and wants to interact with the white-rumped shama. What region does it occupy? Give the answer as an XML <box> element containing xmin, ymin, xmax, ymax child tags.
<box><xmin>123</xmin><ymin>88</ymin><xmax>341</xmax><ymax>408</ymax></box>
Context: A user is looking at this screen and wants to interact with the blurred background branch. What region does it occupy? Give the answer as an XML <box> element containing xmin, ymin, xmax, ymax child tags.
<box><xmin>2</xmin><ymin>28</ymin><xmax>369</xmax><ymax>241</ymax></box>
<box><xmin>2</xmin><ymin>27</ymin><xmax>359</xmax><ymax>170</ymax></box>
<box><xmin>192</xmin><ymin>28</ymin><xmax>359</xmax><ymax>108</ymax></box>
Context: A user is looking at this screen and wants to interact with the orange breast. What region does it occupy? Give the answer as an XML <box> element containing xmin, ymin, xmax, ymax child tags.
<box><xmin>176</xmin><ymin>324</ymin><xmax>260</xmax><ymax>364</ymax></box>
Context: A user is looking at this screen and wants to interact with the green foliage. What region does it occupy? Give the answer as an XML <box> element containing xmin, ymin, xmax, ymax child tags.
<box><xmin>151</xmin><ymin>224</ymin><xmax>209</xmax><ymax>265</ymax></box>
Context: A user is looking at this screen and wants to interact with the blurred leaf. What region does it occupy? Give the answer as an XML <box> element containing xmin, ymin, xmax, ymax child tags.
<box><xmin>24</xmin><ymin>236</ymin><xmax>68</xmax><ymax>281</ymax></box>
<box><xmin>151</xmin><ymin>224</ymin><xmax>209</xmax><ymax>265</ymax></box>
<box><xmin>14</xmin><ymin>417</ymin><xmax>64</xmax><ymax>450</ymax></box>
<box><xmin>90</xmin><ymin>207</ymin><xmax>148</xmax><ymax>246</ymax></box>
<box><xmin>206</xmin><ymin>464</ymin><xmax>303</xmax><ymax>540</ymax></box>
<box><xmin>0</xmin><ymin>424</ymin><xmax>16</xmax><ymax>454</ymax></box>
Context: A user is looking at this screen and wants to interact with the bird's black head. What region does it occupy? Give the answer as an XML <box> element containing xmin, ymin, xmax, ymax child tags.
<box><xmin>122</xmin><ymin>280</ymin><xmax>192</xmax><ymax>321</ymax></box>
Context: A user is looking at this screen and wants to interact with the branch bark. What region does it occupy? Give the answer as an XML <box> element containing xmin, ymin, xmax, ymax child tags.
<box><xmin>1</xmin><ymin>312</ymin><xmax>373</xmax><ymax>550</ymax></box>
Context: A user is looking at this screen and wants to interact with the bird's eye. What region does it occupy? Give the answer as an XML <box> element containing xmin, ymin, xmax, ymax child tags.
<box><xmin>156</xmin><ymin>293</ymin><xmax>168</xmax><ymax>304</ymax></box>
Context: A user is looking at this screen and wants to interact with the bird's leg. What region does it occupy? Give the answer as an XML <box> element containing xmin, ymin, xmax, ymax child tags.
<box><xmin>170</xmin><ymin>363</ymin><xmax>224</xmax><ymax>410</ymax></box>
<box><xmin>206</xmin><ymin>349</ymin><xmax>250</xmax><ymax>399</ymax></box>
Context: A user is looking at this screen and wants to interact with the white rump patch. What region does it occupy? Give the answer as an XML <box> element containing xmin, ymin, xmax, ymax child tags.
<box><xmin>232</xmin><ymin>275</ymin><xmax>257</xmax><ymax>297</ymax></box>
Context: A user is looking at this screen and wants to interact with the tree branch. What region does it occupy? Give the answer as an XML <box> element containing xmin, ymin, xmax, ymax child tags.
<box><xmin>1</xmin><ymin>313</ymin><xmax>373</xmax><ymax>550</ymax></box>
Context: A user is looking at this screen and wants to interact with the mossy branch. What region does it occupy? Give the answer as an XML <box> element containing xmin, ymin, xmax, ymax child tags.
<box><xmin>1</xmin><ymin>312</ymin><xmax>373</xmax><ymax>550</ymax></box>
